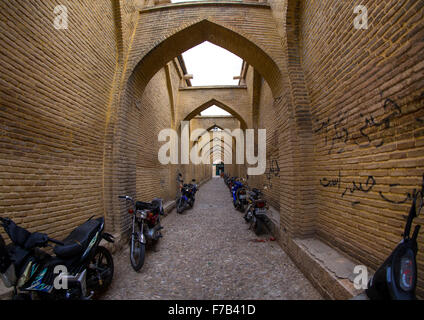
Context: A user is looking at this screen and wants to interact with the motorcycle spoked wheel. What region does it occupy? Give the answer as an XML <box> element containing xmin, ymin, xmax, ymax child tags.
<box><xmin>130</xmin><ymin>232</ymin><xmax>146</xmax><ymax>272</ymax></box>
<box><xmin>188</xmin><ymin>198</ymin><xmax>194</xmax><ymax>208</ymax></box>
<box><xmin>238</xmin><ymin>202</ymin><xmax>245</xmax><ymax>212</ymax></box>
<box><xmin>177</xmin><ymin>198</ymin><xmax>185</xmax><ymax>214</ymax></box>
<box><xmin>253</xmin><ymin>216</ymin><xmax>272</xmax><ymax>236</ymax></box>
<box><xmin>88</xmin><ymin>245</ymin><xmax>114</xmax><ymax>295</ymax></box>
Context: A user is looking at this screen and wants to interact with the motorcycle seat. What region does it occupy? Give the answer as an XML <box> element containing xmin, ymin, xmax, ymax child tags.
<box><xmin>136</xmin><ymin>201</ymin><xmax>152</xmax><ymax>210</ymax></box>
<box><xmin>54</xmin><ymin>219</ymin><xmax>101</xmax><ymax>259</ymax></box>
<box><xmin>136</xmin><ymin>199</ymin><xmax>164</xmax><ymax>215</ymax></box>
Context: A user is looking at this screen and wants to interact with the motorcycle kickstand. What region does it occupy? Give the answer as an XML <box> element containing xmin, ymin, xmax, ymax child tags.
<box><xmin>81</xmin><ymin>291</ymin><xmax>94</xmax><ymax>300</ymax></box>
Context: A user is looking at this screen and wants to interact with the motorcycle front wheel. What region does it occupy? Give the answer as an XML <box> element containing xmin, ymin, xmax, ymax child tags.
<box><xmin>254</xmin><ymin>218</ymin><xmax>266</xmax><ymax>235</ymax></box>
<box><xmin>130</xmin><ymin>232</ymin><xmax>146</xmax><ymax>271</ymax></box>
<box><xmin>88</xmin><ymin>245</ymin><xmax>114</xmax><ymax>294</ymax></box>
<box><xmin>177</xmin><ymin>198</ymin><xmax>185</xmax><ymax>214</ymax></box>
<box><xmin>239</xmin><ymin>202</ymin><xmax>245</xmax><ymax>212</ymax></box>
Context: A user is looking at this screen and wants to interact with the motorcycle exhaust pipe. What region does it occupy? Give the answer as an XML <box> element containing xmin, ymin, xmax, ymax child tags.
<box><xmin>146</xmin><ymin>225</ymin><xmax>164</xmax><ymax>241</ymax></box>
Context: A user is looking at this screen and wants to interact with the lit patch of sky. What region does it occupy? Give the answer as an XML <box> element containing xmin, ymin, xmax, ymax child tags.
<box><xmin>200</xmin><ymin>105</ymin><xmax>232</xmax><ymax>116</ymax></box>
<box><xmin>182</xmin><ymin>42</ymin><xmax>243</xmax><ymax>87</ymax></box>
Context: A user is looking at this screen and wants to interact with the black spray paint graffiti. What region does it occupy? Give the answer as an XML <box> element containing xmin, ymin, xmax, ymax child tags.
<box><xmin>353</xmin><ymin>98</ymin><xmax>401</xmax><ymax>148</ymax></box>
<box><xmin>314</xmin><ymin>97</ymin><xmax>403</xmax><ymax>154</ymax></box>
<box><xmin>314</xmin><ymin>111</ymin><xmax>349</xmax><ymax>154</ymax></box>
<box><xmin>320</xmin><ymin>170</ymin><xmax>341</xmax><ymax>189</ymax></box>
<box><xmin>320</xmin><ymin>171</ymin><xmax>375</xmax><ymax>205</ymax></box>
<box><xmin>264</xmin><ymin>159</ymin><xmax>280</xmax><ymax>189</ymax></box>
<box><xmin>320</xmin><ymin>172</ymin><xmax>424</xmax><ymax>207</ymax></box>
<box><xmin>379</xmin><ymin>185</ymin><xmax>422</xmax><ymax>205</ymax></box>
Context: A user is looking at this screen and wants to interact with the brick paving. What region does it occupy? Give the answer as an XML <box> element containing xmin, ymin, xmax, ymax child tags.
<box><xmin>102</xmin><ymin>178</ymin><xmax>322</xmax><ymax>300</ymax></box>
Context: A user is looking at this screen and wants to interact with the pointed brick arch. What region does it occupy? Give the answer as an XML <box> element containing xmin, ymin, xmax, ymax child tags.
<box><xmin>184</xmin><ymin>99</ymin><xmax>247</xmax><ymax>130</ymax></box>
<box><xmin>107</xmin><ymin>3</ymin><xmax>292</xmax><ymax>234</ymax></box>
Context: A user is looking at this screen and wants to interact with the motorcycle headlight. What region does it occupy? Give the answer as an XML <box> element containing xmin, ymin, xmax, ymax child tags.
<box><xmin>137</xmin><ymin>210</ymin><xmax>147</xmax><ymax>220</ymax></box>
<box><xmin>399</xmin><ymin>249</ymin><xmax>416</xmax><ymax>292</ymax></box>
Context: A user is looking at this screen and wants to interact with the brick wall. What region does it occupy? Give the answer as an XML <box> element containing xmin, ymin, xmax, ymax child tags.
<box><xmin>244</xmin><ymin>66</ymin><xmax>281</xmax><ymax>210</ymax></box>
<box><xmin>296</xmin><ymin>0</ymin><xmax>424</xmax><ymax>296</ymax></box>
<box><xmin>0</xmin><ymin>0</ymin><xmax>117</xmax><ymax>239</ymax></box>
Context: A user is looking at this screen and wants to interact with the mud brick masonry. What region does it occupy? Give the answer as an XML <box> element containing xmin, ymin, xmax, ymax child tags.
<box><xmin>0</xmin><ymin>0</ymin><xmax>423</xmax><ymax>298</ymax></box>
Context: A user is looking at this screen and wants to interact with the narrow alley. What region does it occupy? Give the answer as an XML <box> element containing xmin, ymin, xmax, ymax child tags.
<box><xmin>102</xmin><ymin>178</ymin><xmax>321</xmax><ymax>300</ymax></box>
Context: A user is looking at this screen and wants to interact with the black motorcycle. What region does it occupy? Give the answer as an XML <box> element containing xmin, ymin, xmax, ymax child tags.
<box><xmin>0</xmin><ymin>216</ymin><xmax>114</xmax><ymax>300</ymax></box>
<box><xmin>119</xmin><ymin>196</ymin><xmax>164</xmax><ymax>271</ymax></box>
<box><xmin>364</xmin><ymin>175</ymin><xmax>423</xmax><ymax>300</ymax></box>
<box><xmin>176</xmin><ymin>173</ymin><xmax>197</xmax><ymax>214</ymax></box>
<box><xmin>244</xmin><ymin>188</ymin><xmax>272</xmax><ymax>235</ymax></box>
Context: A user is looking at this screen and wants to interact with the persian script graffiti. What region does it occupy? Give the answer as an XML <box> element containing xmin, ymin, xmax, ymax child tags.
<box><xmin>320</xmin><ymin>172</ymin><xmax>424</xmax><ymax>207</ymax></box>
<box><xmin>353</xmin><ymin>98</ymin><xmax>401</xmax><ymax>148</ymax></box>
<box><xmin>314</xmin><ymin>111</ymin><xmax>349</xmax><ymax>155</ymax></box>
<box><xmin>320</xmin><ymin>171</ymin><xmax>375</xmax><ymax>205</ymax></box>
<box><xmin>379</xmin><ymin>184</ymin><xmax>422</xmax><ymax>205</ymax></box>
<box><xmin>264</xmin><ymin>159</ymin><xmax>280</xmax><ymax>189</ymax></box>
<box><xmin>314</xmin><ymin>98</ymin><xmax>403</xmax><ymax>154</ymax></box>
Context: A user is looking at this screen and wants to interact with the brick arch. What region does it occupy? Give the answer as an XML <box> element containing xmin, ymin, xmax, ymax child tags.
<box><xmin>126</xmin><ymin>17</ymin><xmax>285</xmax><ymax>98</ymax></box>
<box><xmin>183</xmin><ymin>99</ymin><xmax>248</xmax><ymax>130</ymax></box>
<box><xmin>196</xmin><ymin>137</ymin><xmax>233</xmax><ymax>151</ymax></box>
<box><xmin>110</xmin><ymin>4</ymin><xmax>289</xmax><ymax>234</ymax></box>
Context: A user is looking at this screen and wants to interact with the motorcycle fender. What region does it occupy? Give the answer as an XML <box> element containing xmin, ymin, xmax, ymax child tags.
<box><xmin>140</xmin><ymin>232</ymin><xmax>147</xmax><ymax>245</ymax></box>
<box><xmin>102</xmin><ymin>232</ymin><xmax>115</xmax><ymax>243</ymax></box>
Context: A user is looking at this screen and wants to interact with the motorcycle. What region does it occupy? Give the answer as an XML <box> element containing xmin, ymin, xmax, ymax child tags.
<box><xmin>231</xmin><ymin>179</ymin><xmax>245</xmax><ymax>210</ymax></box>
<box><xmin>119</xmin><ymin>196</ymin><xmax>164</xmax><ymax>271</ymax></box>
<box><xmin>234</xmin><ymin>180</ymin><xmax>248</xmax><ymax>212</ymax></box>
<box><xmin>187</xmin><ymin>179</ymin><xmax>198</xmax><ymax>208</ymax></box>
<box><xmin>244</xmin><ymin>188</ymin><xmax>272</xmax><ymax>235</ymax></box>
<box><xmin>0</xmin><ymin>216</ymin><xmax>114</xmax><ymax>300</ymax></box>
<box><xmin>363</xmin><ymin>175</ymin><xmax>423</xmax><ymax>300</ymax></box>
<box><xmin>176</xmin><ymin>173</ymin><xmax>197</xmax><ymax>214</ymax></box>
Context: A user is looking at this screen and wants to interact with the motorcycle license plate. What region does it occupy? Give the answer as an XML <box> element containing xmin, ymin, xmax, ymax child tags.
<box><xmin>255</xmin><ymin>208</ymin><xmax>267</xmax><ymax>215</ymax></box>
<box><xmin>239</xmin><ymin>195</ymin><xmax>246</xmax><ymax>199</ymax></box>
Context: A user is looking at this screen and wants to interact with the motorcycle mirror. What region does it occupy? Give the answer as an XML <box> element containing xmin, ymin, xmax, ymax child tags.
<box><xmin>403</xmin><ymin>194</ymin><xmax>417</xmax><ymax>240</ymax></box>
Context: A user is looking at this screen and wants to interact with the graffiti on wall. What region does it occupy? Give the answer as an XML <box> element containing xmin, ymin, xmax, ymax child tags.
<box><xmin>320</xmin><ymin>171</ymin><xmax>376</xmax><ymax>205</ymax></box>
<box><xmin>314</xmin><ymin>97</ymin><xmax>405</xmax><ymax>154</ymax></box>
<box><xmin>264</xmin><ymin>159</ymin><xmax>280</xmax><ymax>189</ymax></box>
<box><xmin>320</xmin><ymin>171</ymin><xmax>424</xmax><ymax>207</ymax></box>
<box><xmin>353</xmin><ymin>98</ymin><xmax>401</xmax><ymax>148</ymax></box>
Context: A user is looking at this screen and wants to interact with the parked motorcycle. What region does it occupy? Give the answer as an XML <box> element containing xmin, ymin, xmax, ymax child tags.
<box><xmin>0</xmin><ymin>216</ymin><xmax>114</xmax><ymax>300</ymax></box>
<box><xmin>176</xmin><ymin>173</ymin><xmax>197</xmax><ymax>214</ymax></box>
<box><xmin>119</xmin><ymin>196</ymin><xmax>164</xmax><ymax>271</ymax></box>
<box><xmin>231</xmin><ymin>179</ymin><xmax>245</xmax><ymax>210</ymax></box>
<box><xmin>187</xmin><ymin>179</ymin><xmax>198</xmax><ymax>208</ymax></box>
<box><xmin>363</xmin><ymin>175</ymin><xmax>423</xmax><ymax>300</ymax></box>
<box><xmin>234</xmin><ymin>180</ymin><xmax>248</xmax><ymax>212</ymax></box>
<box><xmin>244</xmin><ymin>188</ymin><xmax>272</xmax><ymax>235</ymax></box>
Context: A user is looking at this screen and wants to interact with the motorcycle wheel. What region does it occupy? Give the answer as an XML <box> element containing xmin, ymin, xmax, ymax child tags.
<box><xmin>130</xmin><ymin>234</ymin><xmax>146</xmax><ymax>271</ymax></box>
<box><xmin>177</xmin><ymin>198</ymin><xmax>185</xmax><ymax>214</ymax></box>
<box><xmin>239</xmin><ymin>202</ymin><xmax>245</xmax><ymax>212</ymax></box>
<box><xmin>254</xmin><ymin>219</ymin><xmax>266</xmax><ymax>235</ymax></box>
<box><xmin>89</xmin><ymin>245</ymin><xmax>114</xmax><ymax>294</ymax></box>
